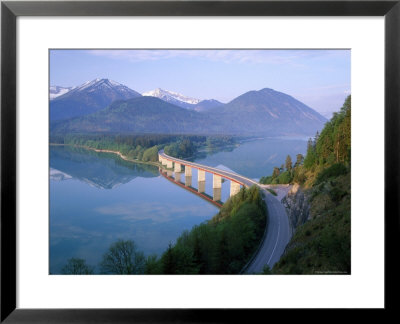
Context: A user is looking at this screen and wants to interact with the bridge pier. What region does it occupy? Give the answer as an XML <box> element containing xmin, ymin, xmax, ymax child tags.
<box><xmin>213</xmin><ymin>187</ymin><xmax>221</xmax><ymax>201</ymax></box>
<box><xmin>185</xmin><ymin>175</ymin><xmax>192</xmax><ymax>187</ymax></box>
<box><xmin>198</xmin><ymin>170</ymin><xmax>205</xmax><ymax>182</ymax></box>
<box><xmin>185</xmin><ymin>166</ymin><xmax>192</xmax><ymax>177</ymax></box>
<box><xmin>198</xmin><ymin>181</ymin><xmax>205</xmax><ymax>193</ymax></box>
<box><xmin>166</xmin><ymin>160</ymin><xmax>173</xmax><ymax>169</ymax></box>
<box><xmin>175</xmin><ymin>172</ymin><xmax>182</xmax><ymax>183</ymax></box>
<box><xmin>213</xmin><ymin>174</ymin><xmax>222</xmax><ymax>189</ymax></box>
<box><xmin>230</xmin><ymin>181</ymin><xmax>241</xmax><ymax>197</ymax></box>
<box><xmin>174</xmin><ymin>163</ymin><xmax>181</xmax><ymax>172</ymax></box>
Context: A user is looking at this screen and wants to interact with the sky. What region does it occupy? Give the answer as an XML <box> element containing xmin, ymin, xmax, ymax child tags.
<box><xmin>50</xmin><ymin>49</ymin><xmax>350</xmax><ymax>118</ymax></box>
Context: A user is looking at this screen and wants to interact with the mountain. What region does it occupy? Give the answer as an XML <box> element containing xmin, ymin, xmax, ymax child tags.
<box><xmin>142</xmin><ymin>88</ymin><xmax>200</xmax><ymax>109</ymax></box>
<box><xmin>194</xmin><ymin>99</ymin><xmax>224</xmax><ymax>112</ymax></box>
<box><xmin>50</xmin><ymin>86</ymin><xmax>73</xmax><ymax>100</ymax></box>
<box><xmin>51</xmin><ymin>96</ymin><xmax>221</xmax><ymax>134</ymax></box>
<box><xmin>51</xmin><ymin>87</ymin><xmax>327</xmax><ymax>136</ymax></box>
<box><xmin>50</xmin><ymin>78</ymin><xmax>142</xmax><ymax>121</ymax></box>
<box><xmin>205</xmin><ymin>88</ymin><xmax>327</xmax><ymax>135</ymax></box>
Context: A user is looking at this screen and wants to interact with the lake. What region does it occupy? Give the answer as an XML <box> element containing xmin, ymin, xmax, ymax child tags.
<box><xmin>49</xmin><ymin>137</ymin><xmax>306</xmax><ymax>273</ymax></box>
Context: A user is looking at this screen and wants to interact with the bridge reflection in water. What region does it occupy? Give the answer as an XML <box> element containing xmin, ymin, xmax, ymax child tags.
<box><xmin>159</xmin><ymin>150</ymin><xmax>248</xmax><ymax>206</ymax></box>
<box><xmin>159</xmin><ymin>168</ymin><xmax>223</xmax><ymax>208</ymax></box>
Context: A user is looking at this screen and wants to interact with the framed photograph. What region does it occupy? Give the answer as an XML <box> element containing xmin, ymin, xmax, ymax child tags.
<box><xmin>1</xmin><ymin>0</ymin><xmax>399</xmax><ymax>321</ymax></box>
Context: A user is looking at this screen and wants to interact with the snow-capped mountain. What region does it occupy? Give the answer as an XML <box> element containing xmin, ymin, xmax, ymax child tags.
<box><xmin>50</xmin><ymin>78</ymin><xmax>141</xmax><ymax>121</ymax></box>
<box><xmin>49</xmin><ymin>86</ymin><xmax>74</xmax><ymax>100</ymax></box>
<box><xmin>66</xmin><ymin>78</ymin><xmax>140</xmax><ymax>98</ymax></box>
<box><xmin>142</xmin><ymin>88</ymin><xmax>201</xmax><ymax>109</ymax></box>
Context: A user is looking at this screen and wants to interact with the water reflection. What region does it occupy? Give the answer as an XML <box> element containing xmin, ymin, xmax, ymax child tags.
<box><xmin>198</xmin><ymin>180</ymin><xmax>205</xmax><ymax>193</ymax></box>
<box><xmin>213</xmin><ymin>188</ymin><xmax>222</xmax><ymax>202</ymax></box>
<box><xmin>159</xmin><ymin>168</ymin><xmax>223</xmax><ymax>208</ymax></box>
<box><xmin>193</xmin><ymin>137</ymin><xmax>307</xmax><ymax>179</ymax></box>
<box><xmin>50</xmin><ymin>146</ymin><xmax>219</xmax><ymax>273</ymax></box>
<box><xmin>50</xmin><ymin>145</ymin><xmax>158</xmax><ymax>189</ymax></box>
<box><xmin>185</xmin><ymin>176</ymin><xmax>192</xmax><ymax>187</ymax></box>
<box><xmin>49</xmin><ymin>137</ymin><xmax>307</xmax><ymax>273</ymax></box>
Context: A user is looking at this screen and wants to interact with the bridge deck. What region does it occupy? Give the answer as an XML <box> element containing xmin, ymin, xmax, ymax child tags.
<box><xmin>159</xmin><ymin>150</ymin><xmax>259</xmax><ymax>188</ymax></box>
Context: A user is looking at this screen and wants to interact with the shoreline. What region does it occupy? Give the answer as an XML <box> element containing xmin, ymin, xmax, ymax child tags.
<box><xmin>49</xmin><ymin>143</ymin><xmax>161</xmax><ymax>167</ymax></box>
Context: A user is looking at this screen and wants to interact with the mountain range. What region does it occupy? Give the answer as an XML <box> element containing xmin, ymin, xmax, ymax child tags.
<box><xmin>50</xmin><ymin>79</ymin><xmax>141</xmax><ymax>121</ymax></box>
<box><xmin>50</xmin><ymin>78</ymin><xmax>327</xmax><ymax>136</ymax></box>
<box><xmin>142</xmin><ymin>88</ymin><xmax>224</xmax><ymax>112</ymax></box>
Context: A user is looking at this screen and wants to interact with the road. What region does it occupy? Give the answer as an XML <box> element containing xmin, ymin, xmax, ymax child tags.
<box><xmin>159</xmin><ymin>150</ymin><xmax>291</xmax><ymax>273</ymax></box>
<box><xmin>244</xmin><ymin>189</ymin><xmax>291</xmax><ymax>273</ymax></box>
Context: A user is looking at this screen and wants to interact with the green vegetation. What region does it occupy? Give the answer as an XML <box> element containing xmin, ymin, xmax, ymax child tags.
<box><xmin>51</xmin><ymin>133</ymin><xmax>203</xmax><ymax>162</ymax></box>
<box><xmin>153</xmin><ymin>185</ymin><xmax>267</xmax><ymax>274</ymax></box>
<box><xmin>272</xmin><ymin>170</ymin><xmax>350</xmax><ymax>274</ymax></box>
<box><xmin>269</xmin><ymin>95</ymin><xmax>351</xmax><ymax>274</ymax></box>
<box><xmin>260</xmin><ymin>154</ymin><xmax>302</xmax><ymax>185</ymax></box>
<box><xmin>164</xmin><ymin>139</ymin><xmax>195</xmax><ymax>159</ymax></box>
<box><xmin>61</xmin><ymin>258</ymin><xmax>94</xmax><ymax>275</ymax></box>
<box><xmin>60</xmin><ymin>186</ymin><xmax>266</xmax><ymax>275</ymax></box>
<box><xmin>100</xmin><ymin>239</ymin><xmax>146</xmax><ymax>274</ymax></box>
<box><xmin>51</xmin><ymin>133</ymin><xmax>237</xmax><ymax>163</ymax></box>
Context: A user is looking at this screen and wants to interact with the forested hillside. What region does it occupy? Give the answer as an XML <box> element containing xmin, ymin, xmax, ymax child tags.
<box><xmin>267</xmin><ymin>95</ymin><xmax>351</xmax><ymax>274</ymax></box>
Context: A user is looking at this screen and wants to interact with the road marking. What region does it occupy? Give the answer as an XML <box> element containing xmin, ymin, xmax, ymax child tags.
<box><xmin>267</xmin><ymin>202</ymin><xmax>281</xmax><ymax>266</ymax></box>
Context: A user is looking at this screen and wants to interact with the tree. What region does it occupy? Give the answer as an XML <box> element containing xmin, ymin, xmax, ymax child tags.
<box><xmin>272</xmin><ymin>167</ymin><xmax>280</xmax><ymax>178</ymax></box>
<box><xmin>294</xmin><ymin>154</ymin><xmax>304</xmax><ymax>168</ymax></box>
<box><xmin>61</xmin><ymin>258</ymin><xmax>94</xmax><ymax>275</ymax></box>
<box><xmin>262</xmin><ymin>265</ymin><xmax>272</xmax><ymax>274</ymax></box>
<box><xmin>100</xmin><ymin>239</ymin><xmax>145</xmax><ymax>274</ymax></box>
<box><xmin>285</xmin><ymin>155</ymin><xmax>292</xmax><ymax>171</ymax></box>
<box><xmin>145</xmin><ymin>254</ymin><xmax>163</xmax><ymax>274</ymax></box>
<box><xmin>304</xmin><ymin>138</ymin><xmax>317</xmax><ymax>169</ymax></box>
<box><xmin>161</xmin><ymin>242</ymin><xmax>177</xmax><ymax>274</ymax></box>
<box><xmin>142</xmin><ymin>145</ymin><xmax>159</xmax><ymax>162</ymax></box>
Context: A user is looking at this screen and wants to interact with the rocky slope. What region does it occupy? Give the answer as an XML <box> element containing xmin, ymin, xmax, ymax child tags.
<box><xmin>281</xmin><ymin>184</ymin><xmax>311</xmax><ymax>235</ymax></box>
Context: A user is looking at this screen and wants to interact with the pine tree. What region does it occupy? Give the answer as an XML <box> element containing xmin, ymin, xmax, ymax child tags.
<box><xmin>285</xmin><ymin>155</ymin><xmax>292</xmax><ymax>171</ymax></box>
<box><xmin>162</xmin><ymin>242</ymin><xmax>176</xmax><ymax>274</ymax></box>
<box><xmin>294</xmin><ymin>154</ymin><xmax>304</xmax><ymax>168</ymax></box>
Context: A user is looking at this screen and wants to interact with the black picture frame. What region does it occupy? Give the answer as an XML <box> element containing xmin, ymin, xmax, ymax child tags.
<box><xmin>1</xmin><ymin>0</ymin><xmax>399</xmax><ymax>322</ymax></box>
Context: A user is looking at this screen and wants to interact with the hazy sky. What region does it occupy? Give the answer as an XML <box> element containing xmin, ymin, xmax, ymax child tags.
<box><xmin>50</xmin><ymin>49</ymin><xmax>350</xmax><ymax>118</ymax></box>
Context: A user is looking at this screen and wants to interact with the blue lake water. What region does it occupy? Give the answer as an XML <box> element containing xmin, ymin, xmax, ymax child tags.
<box><xmin>49</xmin><ymin>137</ymin><xmax>307</xmax><ymax>273</ymax></box>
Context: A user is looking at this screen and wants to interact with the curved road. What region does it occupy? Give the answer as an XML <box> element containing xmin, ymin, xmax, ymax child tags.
<box><xmin>245</xmin><ymin>190</ymin><xmax>291</xmax><ymax>273</ymax></box>
<box><xmin>159</xmin><ymin>150</ymin><xmax>291</xmax><ymax>273</ymax></box>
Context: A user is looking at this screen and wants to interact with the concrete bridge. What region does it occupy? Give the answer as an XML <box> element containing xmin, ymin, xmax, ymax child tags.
<box><xmin>159</xmin><ymin>168</ymin><xmax>223</xmax><ymax>208</ymax></box>
<box><xmin>158</xmin><ymin>150</ymin><xmax>260</xmax><ymax>202</ymax></box>
<box><xmin>158</xmin><ymin>149</ymin><xmax>291</xmax><ymax>273</ymax></box>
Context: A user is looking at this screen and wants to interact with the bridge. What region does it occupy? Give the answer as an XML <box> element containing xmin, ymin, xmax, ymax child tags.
<box><xmin>158</xmin><ymin>149</ymin><xmax>259</xmax><ymax>201</ymax></box>
<box><xmin>159</xmin><ymin>168</ymin><xmax>223</xmax><ymax>208</ymax></box>
<box><xmin>158</xmin><ymin>150</ymin><xmax>291</xmax><ymax>273</ymax></box>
